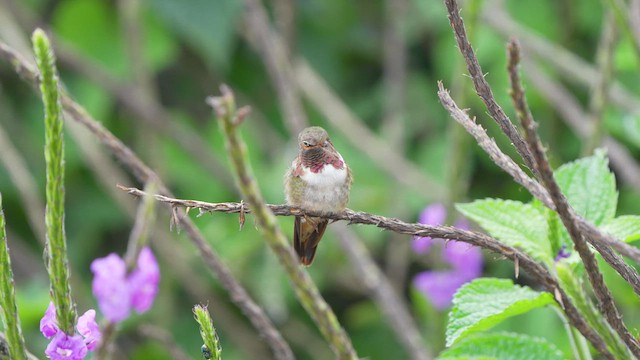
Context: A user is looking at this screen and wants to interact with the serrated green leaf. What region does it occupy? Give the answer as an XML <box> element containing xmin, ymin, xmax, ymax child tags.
<box><xmin>554</xmin><ymin>149</ymin><xmax>617</xmax><ymax>226</ymax></box>
<box><xmin>601</xmin><ymin>215</ymin><xmax>640</xmax><ymax>243</ymax></box>
<box><xmin>456</xmin><ymin>199</ymin><xmax>552</xmax><ymax>266</ymax></box>
<box><xmin>439</xmin><ymin>332</ymin><xmax>564</xmax><ymax>360</ymax></box>
<box><xmin>446</xmin><ymin>278</ymin><xmax>554</xmax><ymax>346</ymax></box>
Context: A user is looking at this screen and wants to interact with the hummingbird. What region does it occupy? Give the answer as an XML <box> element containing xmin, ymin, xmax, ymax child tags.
<box><xmin>284</xmin><ymin>126</ymin><xmax>352</xmax><ymax>266</ymax></box>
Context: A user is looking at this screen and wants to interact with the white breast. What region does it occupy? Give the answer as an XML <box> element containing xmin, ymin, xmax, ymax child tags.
<box><xmin>297</xmin><ymin>160</ymin><xmax>349</xmax><ymax>212</ymax></box>
<box><xmin>300</xmin><ymin>164</ymin><xmax>347</xmax><ymax>187</ymax></box>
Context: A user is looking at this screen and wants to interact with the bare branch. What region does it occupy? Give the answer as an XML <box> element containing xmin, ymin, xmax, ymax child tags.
<box><xmin>443</xmin><ymin>0</ymin><xmax>537</xmax><ymax>175</ymax></box>
<box><xmin>507</xmin><ymin>40</ymin><xmax>640</xmax><ymax>358</ymax></box>
<box><xmin>118</xmin><ymin>184</ymin><xmax>612</xmax><ymax>357</ymax></box>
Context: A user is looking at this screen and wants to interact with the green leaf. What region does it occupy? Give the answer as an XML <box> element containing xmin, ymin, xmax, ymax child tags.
<box><xmin>446</xmin><ymin>278</ymin><xmax>554</xmax><ymax>346</ymax></box>
<box><xmin>601</xmin><ymin>215</ymin><xmax>640</xmax><ymax>243</ymax></box>
<box><xmin>554</xmin><ymin>149</ymin><xmax>617</xmax><ymax>226</ymax></box>
<box><xmin>439</xmin><ymin>332</ymin><xmax>564</xmax><ymax>360</ymax></box>
<box><xmin>456</xmin><ymin>199</ymin><xmax>552</xmax><ymax>266</ymax></box>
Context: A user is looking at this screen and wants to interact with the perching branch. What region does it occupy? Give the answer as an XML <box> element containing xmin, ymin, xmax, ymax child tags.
<box><xmin>207</xmin><ymin>86</ymin><xmax>358</xmax><ymax>359</ymax></box>
<box><xmin>506</xmin><ymin>39</ymin><xmax>640</xmax><ymax>358</ymax></box>
<box><xmin>0</xmin><ymin>40</ymin><xmax>294</xmax><ymax>360</ymax></box>
<box><xmin>116</xmin><ymin>184</ymin><xmax>611</xmax><ymax>358</ymax></box>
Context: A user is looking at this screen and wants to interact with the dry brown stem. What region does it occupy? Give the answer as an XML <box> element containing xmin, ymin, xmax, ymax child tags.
<box><xmin>507</xmin><ymin>40</ymin><xmax>640</xmax><ymax>358</ymax></box>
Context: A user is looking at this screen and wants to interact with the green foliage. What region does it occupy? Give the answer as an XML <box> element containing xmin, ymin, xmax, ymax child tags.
<box><xmin>554</xmin><ymin>149</ymin><xmax>617</xmax><ymax>226</ymax></box>
<box><xmin>446</xmin><ymin>278</ymin><xmax>554</xmax><ymax>347</ymax></box>
<box><xmin>601</xmin><ymin>215</ymin><xmax>640</xmax><ymax>243</ymax></box>
<box><xmin>456</xmin><ymin>200</ymin><xmax>552</xmax><ymax>266</ymax></box>
<box><xmin>556</xmin><ymin>264</ymin><xmax>632</xmax><ymax>359</ymax></box>
<box><xmin>439</xmin><ymin>332</ymin><xmax>565</xmax><ymax>360</ymax></box>
<box><xmin>33</xmin><ymin>28</ymin><xmax>77</xmax><ymax>335</ymax></box>
<box><xmin>0</xmin><ymin>194</ymin><xmax>27</xmax><ymax>360</ymax></box>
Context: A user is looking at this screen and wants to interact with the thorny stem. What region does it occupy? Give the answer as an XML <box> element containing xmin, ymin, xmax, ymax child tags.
<box><xmin>207</xmin><ymin>86</ymin><xmax>358</xmax><ymax>360</ymax></box>
<box><xmin>507</xmin><ymin>39</ymin><xmax>639</xmax><ymax>358</ymax></box>
<box><xmin>119</xmin><ymin>183</ymin><xmax>612</xmax><ymax>358</ymax></box>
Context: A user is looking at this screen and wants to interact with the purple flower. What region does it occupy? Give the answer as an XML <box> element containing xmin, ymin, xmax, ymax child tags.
<box><xmin>129</xmin><ymin>247</ymin><xmax>160</xmax><ymax>313</ymax></box>
<box><xmin>45</xmin><ymin>332</ymin><xmax>88</xmax><ymax>360</ymax></box>
<box><xmin>40</xmin><ymin>302</ymin><xmax>59</xmax><ymax>338</ymax></box>
<box><xmin>77</xmin><ymin>310</ymin><xmax>101</xmax><ymax>351</ymax></box>
<box><xmin>39</xmin><ymin>302</ymin><xmax>102</xmax><ymax>355</ymax></box>
<box><xmin>90</xmin><ymin>247</ymin><xmax>160</xmax><ymax>322</ymax></box>
<box><xmin>413</xmin><ymin>203</ymin><xmax>447</xmax><ymax>253</ymax></box>
<box><xmin>91</xmin><ymin>254</ymin><xmax>131</xmax><ymax>322</ymax></box>
<box><xmin>555</xmin><ymin>245</ymin><xmax>571</xmax><ymax>263</ymax></box>
<box><xmin>412</xmin><ymin>205</ymin><xmax>483</xmax><ymax>310</ymax></box>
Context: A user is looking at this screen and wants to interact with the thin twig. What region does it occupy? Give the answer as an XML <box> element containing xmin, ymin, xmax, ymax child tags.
<box><xmin>442</xmin><ymin>0</ymin><xmax>640</xmax><ymax>292</ymax></box>
<box><xmin>208</xmin><ymin>86</ymin><xmax>358</xmax><ymax>359</ymax></box>
<box><xmin>435</xmin><ymin>84</ymin><xmax>610</xmax><ymax>358</ymax></box>
<box><xmin>440</xmin><ymin>77</ymin><xmax>640</xmax><ymax>298</ymax></box>
<box><xmin>443</xmin><ymin>0</ymin><xmax>537</xmax><ymax>176</ymax></box>
<box><xmin>521</xmin><ymin>60</ymin><xmax>640</xmax><ymax>264</ymax></box>
<box><xmin>483</xmin><ymin>1</ymin><xmax>640</xmax><ymax>114</ymax></box>
<box><xmin>507</xmin><ymin>40</ymin><xmax>640</xmax><ymax>358</ymax></box>
<box><xmin>0</xmin><ymin>41</ymin><xmax>294</xmax><ymax>360</ymax></box>
<box><xmin>117</xmin><ymin>184</ymin><xmax>612</xmax><ymax>358</ymax></box>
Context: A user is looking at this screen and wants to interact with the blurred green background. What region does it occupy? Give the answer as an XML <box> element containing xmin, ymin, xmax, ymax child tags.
<box><xmin>1</xmin><ymin>0</ymin><xmax>639</xmax><ymax>358</ymax></box>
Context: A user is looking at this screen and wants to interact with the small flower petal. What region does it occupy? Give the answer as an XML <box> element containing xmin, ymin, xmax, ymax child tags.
<box><xmin>45</xmin><ymin>331</ymin><xmax>88</xmax><ymax>360</ymax></box>
<box><xmin>555</xmin><ymin>245</ymin><xmax>571</xmax><ymax>263</ymax></box>
<box><xmin>413</xmin><ymin>270</ymin><xmax>473</xmax><ymax>310</ymax></box>
<box><xmin>129</xmin><ymin>247</ymin><xmax>160</xmax><ymax>313</ymax></box>
<box><xmin>40</xmin><ymin>301</ymin><xmax>59</xmax><ymax>338</ymax></box>
<box><xmin>91</xmin><ymin>254</ymin><xmax>131</xmax><ymax>322</ymax></box>
<box><xmin>413</xmin><ymin>203</ymin><xmax>447</xmax><ymax>253</ymax></box>
<box><xmin>443</xmin><ymin>240</ymin><xmax>483</xmax><ymax>277</ymax></box>
<box><xmin>77</xmin><ymin>309</ymin><xmax>101</xmax><ymax>351</ymax></box>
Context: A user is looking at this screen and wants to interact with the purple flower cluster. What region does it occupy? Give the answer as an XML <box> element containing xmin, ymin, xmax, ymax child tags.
<box><xmin>413</xmin><ymin>203</ymin><xmax>483</xmax><ymax>310</ymax></box>
<box><xmin>91</xmin><ymin>247</ymin><xmax>160</xmax><ymax>323</ymax></box>
<box><xmin>40</xmin><ymin>247</ymin><xmax>160</xmax><ymax>359</ymax></box>
<box><xmin>40</xmin><ymin>302</ymin><xmax>101</xmax><ymax>360</ymax></box>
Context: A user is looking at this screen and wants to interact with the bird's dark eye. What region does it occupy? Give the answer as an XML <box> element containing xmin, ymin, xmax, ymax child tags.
<box><xmin>302</xmin><ymin>141</ymin><xmax>311</xmax><ymax>147</ymax></box>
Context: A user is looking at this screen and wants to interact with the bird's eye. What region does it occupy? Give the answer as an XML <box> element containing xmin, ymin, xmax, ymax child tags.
<box><xmin>302</xmin><ymin>141</ymin><xmax>311</xmax><ymax>147</ymax></box>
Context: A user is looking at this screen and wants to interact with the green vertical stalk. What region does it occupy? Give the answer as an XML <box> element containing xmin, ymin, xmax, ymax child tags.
<box><xmin>193</xmin><ymin>305</ymin><xmax>222</xmax><ymax>360</ymax></box>
<box><xmin>210</xmin><ymin>86</ymin><xmax>358</xmax><ymax>359</ymax></box>
<box><xmin>0</xmin><ymin>194</ymin><xmax>27</xmax><ymax>360</ymax></box>
<box><xmin>32</xmin><ymin>28</ymin><xmax>76</xmax><ymax>335</ymax></box>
